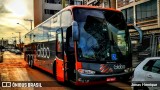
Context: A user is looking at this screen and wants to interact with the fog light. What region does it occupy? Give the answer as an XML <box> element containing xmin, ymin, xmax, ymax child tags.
<box><xmin>124</xmin><ymin>68</ymin><xmax>133</xmax><ymax>73</ymax></box>
<box><xmin>78</xmin><ymin>69</ymin><xmax>95</xmax><ymax>75</ymax></box>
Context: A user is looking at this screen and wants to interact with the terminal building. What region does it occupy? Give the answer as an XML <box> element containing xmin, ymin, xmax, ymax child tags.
<box><xmin>33</xmin><ymin>0</ymin><xmax>160</xmax><ymax>35</ymax></box>
<box><xmin>33</xmin><ymin>0</ymin><xmax>84</xmax><ymax>27</ymax></box>
<box><xmin>117</xmin><ymin>0</ymin><xmax>160</xmax><ymax>35</ymax></box>
<box><xmin>0</xmin><ymin>39</ymin><xmax>8</xmax><ymax>47</ymax></box>
<box><xmin>117</xmin><ymin>0</ymin><xmax>160</xmax><ymax>58</ymax></box>
<box><xmin>84</xmin><ymin>0</ymin><xmax>116</xmax><ymax>8</ymax></box>
<box><xmin>34</xmin><ymin>0</ymin><xmax>62</xmax><ymax>27</ymax></box>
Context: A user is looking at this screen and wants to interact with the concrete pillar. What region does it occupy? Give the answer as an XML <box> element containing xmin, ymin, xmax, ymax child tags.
<box><xmin>116</xmin><ymin>0</ymin><xmax>117</xmax><ymax>9</ymax></box>
<box><xmin>133</xmin><ymin>5</ymin><xmax>136</xmax><ymax>26</ymax></box>
<box><xmin>110</xmin><ymin>0</ymin><xmax>116</xmax><ymax>9</ymax></box>
<box><xmin>158</xmin><ymin>0</ymin><xmax>160</xmax><ymax>27</ymax></box>
<box><xmin>34</xmin><ymin>0</ymin><xmax>43</xmax><ymax>27</ymax></box>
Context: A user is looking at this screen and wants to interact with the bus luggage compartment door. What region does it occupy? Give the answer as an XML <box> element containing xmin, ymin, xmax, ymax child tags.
<box><xmin>56</xmin><ymin>58</ymin><xmax>65</xmax><ymax>82</ymax></box>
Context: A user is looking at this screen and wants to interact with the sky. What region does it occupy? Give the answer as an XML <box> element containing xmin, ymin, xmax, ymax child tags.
<box><xmin>0</xmin><ymin>0</ymin><xmax>33</xmax><ymax>43</ymax></box>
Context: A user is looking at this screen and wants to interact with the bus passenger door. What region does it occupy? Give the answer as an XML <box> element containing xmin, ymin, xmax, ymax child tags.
<box><xmin>56</xmin><ymin>29</ymin><xmax>65</xmax><ymax>82</ymax></box>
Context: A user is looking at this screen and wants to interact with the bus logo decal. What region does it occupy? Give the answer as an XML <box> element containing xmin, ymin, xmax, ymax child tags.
<box><xmin>114</xmin><ymin>64</ymin><xmax>125</xmax><ymax>70</ymax></box>
<box><xmin>46</xmin><ymin>47</ymin><xmax>50</xmax><ymax>59</ymax></box>
<box><xmin>37</xmin><ymin>44</ymin><xmax>50</xmax><ymax>59</ymax></box>
<box><xmin>100</xmin><ymin>64</ymin><xmax>113</xmax><ymax>73</ymax></box>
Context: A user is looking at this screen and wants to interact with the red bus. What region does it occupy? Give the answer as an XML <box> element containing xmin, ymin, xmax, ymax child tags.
<box><xmin>24</xmin><ymin>5</ymin><xmax>133</xmax><ymax>85</ymax></box>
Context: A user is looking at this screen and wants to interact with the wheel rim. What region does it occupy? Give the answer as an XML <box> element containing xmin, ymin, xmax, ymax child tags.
<box><xmin>28</xmin><ymin>56</ymin><xmax>31</xmax><ymax>66</ymax></box>
<box><xmin>28</xmin><ymin>60</ymin><xmax>30</xmax><ymax>66</ymax></box>
<box><xmin>28</xmin><ymin>59</ymin><xmax>31</xmax><ymax>66</ymax></box>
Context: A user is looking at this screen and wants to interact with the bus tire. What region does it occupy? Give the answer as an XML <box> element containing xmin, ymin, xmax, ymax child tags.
<box><xmin>26</xmin><ymin>54</ymin><xmax>28</xmax><ymax>62</ymax></box>
<box><xmin>24</xmin><ymin>53</ymin><xmax>26</xmax><ymax>61</ymax></box>
<box><xmin>27</xmin><ymin>55</ymin><xmax>31</xmax><ymax>66</ymax></box>
<box><xmin>120</xmin><ymin>75</ymin><xmax>131</xmax><ymax>81</ymax></box>
<box><xmin>30</xmin><ymin>56</ymin><xmax>34</xmax><ymax>68</ymax></box>
<box><xmin>53</xmin><ymin>61</ymin><xmax>56</xmax><ymax>79</ymax></box>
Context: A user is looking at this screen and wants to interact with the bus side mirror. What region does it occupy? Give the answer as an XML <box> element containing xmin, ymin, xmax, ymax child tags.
<box><xmin>72</xmin><ymin>21</ymin><xmax>79</xmax><ymax>41</ymax></box>
<box><xmin>128</xmin><ymin>25</ymin><xmax>143</xmax><ymax>45</ymax></box>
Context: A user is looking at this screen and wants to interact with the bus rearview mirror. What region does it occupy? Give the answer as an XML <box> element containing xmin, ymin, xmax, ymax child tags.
<box><xmin>72</xmin><ymin>21</ymin><xmax>79</xmax><ymax>41</ymax></box>
<box><xmin>128</xmin><ymin>25</ymin><xmax>143</xmax><ymax>45</ymax></box>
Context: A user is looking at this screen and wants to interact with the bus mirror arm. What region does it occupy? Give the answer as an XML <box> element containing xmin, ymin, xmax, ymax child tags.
<box><xmin>134</xmin><ymin>26</ymin><xmax>143</xmax><ymax>45</ymax></box>
<box><xmin>72</xmin><ymin>21</ymin><xmax>79</xmax><ymax>41</ymax></box>
<box><xmin>128</xmin><ymin>25</ymin><xmax>143</xmax><ymax>45</ymax></box>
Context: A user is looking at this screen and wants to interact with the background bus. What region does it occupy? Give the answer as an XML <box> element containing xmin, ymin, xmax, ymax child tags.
<box><xmin>24</xmin><ymin>5</ymin><xmax>133</xmax><ymax>85</ymax></box>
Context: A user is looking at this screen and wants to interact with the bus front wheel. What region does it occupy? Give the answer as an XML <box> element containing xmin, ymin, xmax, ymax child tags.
<box><xmin>30</xmin><ymin>56</ymin><xmax>34</xmax><ymax>68</ymax></box>
<box><xmin>27</xmin><ymin>55</ymin><xmax>31</xmax><ymax>66</ymax></box>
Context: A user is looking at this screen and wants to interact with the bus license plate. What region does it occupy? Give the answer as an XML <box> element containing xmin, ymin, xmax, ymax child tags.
<box><xmin>106</xmin><ymin>77</ymin><xmax>116</xmax><ymax>81</ymax></box>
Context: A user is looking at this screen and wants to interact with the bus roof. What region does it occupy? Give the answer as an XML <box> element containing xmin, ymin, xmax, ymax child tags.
<box><xmin>63</xmin><ymin>5</ymin><xmax>121</xmax><ymax>13</ymax></box>
<box><xmin>25</xmin><ymin>5</ymin><xmax>121</xmax><ymax>35</ymax></box>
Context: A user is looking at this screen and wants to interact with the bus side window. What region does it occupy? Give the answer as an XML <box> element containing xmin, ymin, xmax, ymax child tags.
<box><xmin>66</xmin><ymin>26</ymin><xmax>74</xmax><ymax>52</ymax></box>
<box><xmin>69</xmin><ymin>37</ymin><xmax>74</xmax><ymax>49</ymax></box>
<box><xmin>61</xmin><ymin>10</ymin><xmax>72</xmax><ymax>27</ymax></box>
<box><xmin>56</xmin><ymin>30</ymin><xmax>63</xmax><ymax>59</ymax></box>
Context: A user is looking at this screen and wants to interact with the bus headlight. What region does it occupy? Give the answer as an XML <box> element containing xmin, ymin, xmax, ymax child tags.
<box><xmin>78</xmin><ymin>69</ymin><xmax>96</xmax><ymax>75</ymax></box>
<box><xmin>124</xmin><ymin>68</ymin><xmax>133</xmax><ymax>73</ymax></box>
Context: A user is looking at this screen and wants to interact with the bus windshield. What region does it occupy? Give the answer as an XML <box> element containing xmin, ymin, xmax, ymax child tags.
<box><xmin>73</xmin><ymin>8</ymin><xmax>129</xmax><ymax>62</ymax></box>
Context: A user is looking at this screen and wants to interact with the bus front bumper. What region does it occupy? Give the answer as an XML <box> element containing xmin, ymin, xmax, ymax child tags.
<box><xmin>75</xmin><ymin>71</ymin><xmax>133</xmax><ymax>86</ymax></box>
